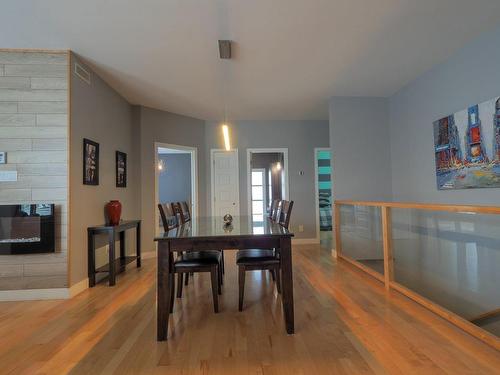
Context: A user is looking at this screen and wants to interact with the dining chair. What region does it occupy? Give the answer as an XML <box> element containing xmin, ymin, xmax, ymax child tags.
<box><xmin>175</xmin><ymin>201</ymin><xmax>191</xmax><ymax>224</ymax></box>
<box><xmin>236</xmin><ymin>199</ymin><xmax>294</xmax><ymax>311</ymax></box>
<box><xmin>269</xmin><ymin>199</ymin><xmax>279</xmax><ymax>220</ymax></box>
<box><xmin>158</xmin><ymin>203</ymin><xmax>222</xmax><ymax>313</ymax></box>
<box><xmin>178</xmin><ymin>200</ymin><xmax>225</xmax><ymax>278</ymax></box>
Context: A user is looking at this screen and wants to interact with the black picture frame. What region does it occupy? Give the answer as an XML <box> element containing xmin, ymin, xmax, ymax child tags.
<box><xmin>83</xmin><ymin>138</ymin><xmax>99</xmax><ymax>185</ymax></box>
<box><xmin>116</xmin><ymin>151</ymin><xmax>127</xmax><ymax>188</ymax></box>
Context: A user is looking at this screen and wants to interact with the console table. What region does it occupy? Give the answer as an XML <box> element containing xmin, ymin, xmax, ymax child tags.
<box><xmin>87</xmin><ymin>220</ymin><xmax>141</xmax><ymax>286</ymax></box>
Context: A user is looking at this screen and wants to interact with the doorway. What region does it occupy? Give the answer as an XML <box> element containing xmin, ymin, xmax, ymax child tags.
<box><xmin>154</xmin><ymin>142</ymin><xmax>198</xmax><ymax>235</ymax></box>
<box><xmin>247</xmin><ymin>148</ymin><xmax>289</xmax><ymax>226</ymax></box>
<box><xmin>314</xmin><ymin>148</ymin><xmax>333</xmax><ymax>247</ymax></box>
<box><xmin>210</xmin><ymin>149</ymin><xmax>240</xmax><ymax>217</ymax></box>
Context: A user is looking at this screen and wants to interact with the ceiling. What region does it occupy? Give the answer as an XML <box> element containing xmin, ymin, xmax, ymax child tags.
<box><xmin>1</xmin><ymin>0</ymin><xmax>500</xmax><ymax>121</ymax></box>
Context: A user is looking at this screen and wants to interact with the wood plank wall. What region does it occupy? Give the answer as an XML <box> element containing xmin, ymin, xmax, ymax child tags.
<box><xmin>0</xmin><ymin>50</ymin><xmax>69</xmax><ymax>290</ymax></box>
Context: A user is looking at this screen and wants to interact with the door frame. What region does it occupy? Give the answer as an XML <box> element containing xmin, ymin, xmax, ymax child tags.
<box><xmin>314</xmin><ymin>147</ymin><xmax>332</xmax><ymax>242</ymax></box>
<box><xmin>210</xmin><ymin>148</ymin><xmax>240</xmax><ymax>217</ymax></box>
<box><xmin>154</xmin><ymin>142</ymin><xmax>198</xmax><ymax>236</ymax></box>
<box><xmin>246</xmin><ymin>148</ymin><xmax>289</xmax><ymax>219</ymax></box>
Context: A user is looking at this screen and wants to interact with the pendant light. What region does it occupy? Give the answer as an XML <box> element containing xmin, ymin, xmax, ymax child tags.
<box><xmin>219</xmin><ymin>40</ymin><xmax>232</xmax><ymax>151</ymax></box>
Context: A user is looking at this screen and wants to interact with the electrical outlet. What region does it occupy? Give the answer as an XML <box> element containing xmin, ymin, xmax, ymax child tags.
<box><xmin>298</xmin><ymin>225</ymin><xmax>304</xmax><ymax>232</ymax></box>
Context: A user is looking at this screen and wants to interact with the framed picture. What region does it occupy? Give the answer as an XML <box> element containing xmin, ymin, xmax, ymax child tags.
<box><xmin>433</xmin><ymin>96</ymin><xmax>500</xmax><ymax>189</ymax></box>
<box><xmin>83</xmin><ymin>138</ymin><xmax>99</xmax><ymax>185</ymax></box>
<box><xmin>116</xmin><ymin>151</ymin><xmax>127</xmax><ymax>188</ymax></box>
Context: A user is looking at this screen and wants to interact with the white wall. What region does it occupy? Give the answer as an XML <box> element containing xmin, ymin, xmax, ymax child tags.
<box><xmin>389</xmin><ymin>24</ymin><xmax>500</xmax><ymax>204</ymax></box>
<box><xmin>205</xmin><ymin>120</ymin><xmax>330</xmax><ymax>239</ymax></box>
<box><xmin>70</xmin><ymin>54</ymin><xmax>140</xmax><ymax>286</ymax></box>
<box><xmin>329</xmin><ymin>97</ymin><xmax>392</xmax><ymax>202</ymax></box>
<box><xmin>137</xmin><ymin>106</ymin><xmax>206</xmax><ymax>253</ymax></box>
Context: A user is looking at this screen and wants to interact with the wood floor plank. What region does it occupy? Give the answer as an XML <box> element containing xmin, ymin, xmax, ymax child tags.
<box><xmin>0</xmin><ymin>245</ymin><xmax>499</xmax><ymax>374</ymax></box>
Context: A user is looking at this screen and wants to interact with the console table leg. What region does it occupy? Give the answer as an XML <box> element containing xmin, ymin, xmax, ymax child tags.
<box><xmin>109</xmin><ymin>231</ymin><xmax>116</xmax><ymax>286</ymax></box>
<box><xmin>136</xmin><ymin>222</ymin><xmax>141</xmax><ymax>267</ymax></box>
<box><xmin>119</xmin><ymin>231</ymin><xmax>125</xmax><ymax>259</ymax></box>
<box><xmin>88</xmin><ymin>231</ymin><xmax>96</xmax><ymax>287</ymax></box>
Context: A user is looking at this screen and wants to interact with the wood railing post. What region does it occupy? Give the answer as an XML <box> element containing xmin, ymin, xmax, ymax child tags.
<box><xmin>334</xmin><ymin>204</ymin><xmax>342</xmax><ymax>259</ymax></box>
<box><xmin>381</xmin><ymin>206</ymin><xmax>393</xmax><ymax>290</ymax></box>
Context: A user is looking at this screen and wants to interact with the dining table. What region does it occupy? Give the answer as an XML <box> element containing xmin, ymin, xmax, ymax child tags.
<box><xmin>155</xmin><ymin>215</ymin><xmax>295</xmax><ymax>341</ymax></box>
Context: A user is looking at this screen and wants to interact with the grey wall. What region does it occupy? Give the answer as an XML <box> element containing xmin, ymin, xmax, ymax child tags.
<box><xmin>70</xmin><ymin>53</ymin><xmax>140</xmax><ymax>286</ymax></box>
<box><xmin>389</xmin><ymin>25</ymin><xmax>500</xmax><ymax>204</ymax></box>
<box><xmin>0</xmin><ymin>50</ymin><xmax>69</xmax><ymax>290</ymax></box>
<box><xmin>205</xmin><ymin>120</ymin><xmax>329</xmax><ymax>239</ymax></box>
<box><xmin>137</xmin><ymin>106</ymin><xmax>206</xmax><ymax>252</ymax></box>
<box><xmin>329</xmin><ymin>97</ymin><xmax>392</xmax><ymax>201</ymax></box>
<box><xmin>158</xmin><ymin>153</ymin><xmax>191</xmax><ymax>203</ymax></box>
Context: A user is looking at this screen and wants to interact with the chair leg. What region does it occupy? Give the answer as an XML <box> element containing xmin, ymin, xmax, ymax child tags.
<box><xmin>275</xmin><ymin>267</ymin><xmax>281</xmax><ymax>294</ymax></box>
<box><xmin>210</xmin><ymin>266</ymin><xmax>219</xmax><ymax>313</ymax></box>
<box><xmin>169</xmin><ymin>272</ymin><xmax>175</xmax><ymax>314</ymax></box>
<box><xmin>217</xmin><ymin>265</ymin><xmax>222</xmax><ymax>295</ymax></box>
<box><xmin>177</xmin><ymin>273</ymin><xmax>183</xmax><ymax>298</ymax></box>
<box><xmin>238</xmin><ymin>266</ymin><xmax>245</xmax><ymax>312</ymax></box>
<box><xmin>219</xmin><ymin>257</ymin><xmax>224</xmax><ymax>285</ymax></box>
<box><xmin>221</xmin><ymin>251</ymin><xmax>225</xmax><ymax>274</ymax></box>
<box><xmin>185</xmin><ymin>272</ymin><xmax>189</xmax><ymax>285</ymax></box>
<box><xmin>270</xmin><ymin>269</ymin><xmax>276</xmax><ymax>281</ymax></box>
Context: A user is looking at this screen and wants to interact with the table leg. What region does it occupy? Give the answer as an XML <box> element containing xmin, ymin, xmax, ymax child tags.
<box><xmin>108</xmin><ymin>230</ymin><xmax>116</xmax><ymax>286</ymax></box>
<box><xmin>119</xmin><ymin>231</ymin><xmax>125</xmax><ymax>259</ymax></box>
<box><xmin>87</xmin><ymin>231</ymin><xmax>96</xmax><ymax>287</ymax></box>
<box><xmin>280</xmin><ymin>236</ymin><xmax>294</xmax><ymax>334</ymax></box>
<box><xmin>136</xmin><ymin>222</ymin><xmax>141</xmax><ymax>267</ymax></box>
<box><xmin>157</xmin><ymin>241</ymin><xmax>171</xmax><ymax>341</ymax></box>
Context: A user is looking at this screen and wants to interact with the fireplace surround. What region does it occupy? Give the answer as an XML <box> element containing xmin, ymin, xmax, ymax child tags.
<box><xmin>0</xmin><ymin>204</ymin><xmax>55</xmax><ymax>255</ymax></box>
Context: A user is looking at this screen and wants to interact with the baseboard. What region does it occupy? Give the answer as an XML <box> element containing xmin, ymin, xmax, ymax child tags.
<box><xmin>0</xmin><ymin>287</ymin><xmax>71</xmax><ymax>301</ymax></box>
<box><xmin>292</xmin><ymin>238</ymin><xmax>320</xmax><ymax>245</ymax></box>
<box><xmin>0</xmin><ymin>277</ymin><xmax>90</xmax><ymax>301</ymax></box>
<box><xmin>69</xmin><ymin>278</ymin><xmax>89</xmax><ymax>297</ymax></box>
<box><xmin>142</xmin><ymin>251</ymin><xmax>156</xmax><ymax>259</ymax></box>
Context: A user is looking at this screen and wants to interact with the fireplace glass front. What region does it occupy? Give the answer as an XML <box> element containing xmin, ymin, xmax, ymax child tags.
<box><xmin>0</xmin><ymin>204</ymin><xmax>55</xmax><ymax>255</ymax></box>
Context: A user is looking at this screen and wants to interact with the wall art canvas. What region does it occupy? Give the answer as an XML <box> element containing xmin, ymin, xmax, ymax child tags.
<box><xmin>116</xmin><ymin>151</ymin><xmax>127</xmax><ymax>188</ymax></box>
<box><xmin>83</xmin><ymin>138</ymin><xmax>99</xmax><ymax>185</ymax></box>
<box><xmin>433</xmin><ymin>96</ymin><xmax>500</xmax><ymax>189</ymax></box>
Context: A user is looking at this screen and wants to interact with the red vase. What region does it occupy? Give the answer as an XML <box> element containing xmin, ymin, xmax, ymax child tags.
<box><xmin>106</xmin><ymin>200</ymin><xmax>122</xmax><ymax>226</ymax></box>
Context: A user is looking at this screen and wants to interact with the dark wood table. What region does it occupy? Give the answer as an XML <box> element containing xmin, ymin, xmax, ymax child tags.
<box><xmin>155</xmin><ymin>216</ymin><xmax>294</xmax><ymax>341</ymax></box>
<box><xmin>87</xmin><ymin>220</ymin><xmax>141</xmax><ymax>287</ymax></box>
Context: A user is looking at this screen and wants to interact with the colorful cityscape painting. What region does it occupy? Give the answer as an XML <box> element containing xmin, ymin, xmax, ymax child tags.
<box><xmin>433</xmin><ymin>96</ymin><xmax>500</xmax><ymax>189</ymax></box>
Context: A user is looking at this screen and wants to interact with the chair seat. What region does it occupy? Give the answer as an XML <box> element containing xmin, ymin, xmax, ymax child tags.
<box><xmin>236</xmin><ymin>249</ymin><xmax>279</xmax><ymax>265</ymax></box>
<box><xmin>174</xmin><ymin>251</ymin><xmax>221</xmax><ymax>267</ymax></box>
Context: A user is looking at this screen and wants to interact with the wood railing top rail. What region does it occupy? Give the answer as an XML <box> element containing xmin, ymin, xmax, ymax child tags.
<box><xmin>334</xmin><ymin>200</ymin><xmax>500</xmax><ymax>215</ymax></box>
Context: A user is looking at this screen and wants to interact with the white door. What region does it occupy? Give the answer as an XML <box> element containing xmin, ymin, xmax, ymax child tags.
<box><xmin>212</xmin><ymin>149</ymin><xmax>240</xmax><ymax>217</ymax></box>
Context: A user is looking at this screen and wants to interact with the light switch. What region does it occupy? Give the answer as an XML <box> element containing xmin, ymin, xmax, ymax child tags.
<box><xmin>0</xmin><ymin>171</ymin><xmax>17</xmax><ymax>182</ymax></box>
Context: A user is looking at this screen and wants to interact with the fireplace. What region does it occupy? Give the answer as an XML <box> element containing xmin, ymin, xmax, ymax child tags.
<box><xmin>0</xmin><ymin>204</ymin><xmax>55</xmax><ymax>255</ymax></box>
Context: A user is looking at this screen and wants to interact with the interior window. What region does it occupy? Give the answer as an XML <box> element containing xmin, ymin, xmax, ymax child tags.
<box><xmin>251</xmin><ymin>169</ymin><xmax>266</xmax><ymax>224</ymax></box>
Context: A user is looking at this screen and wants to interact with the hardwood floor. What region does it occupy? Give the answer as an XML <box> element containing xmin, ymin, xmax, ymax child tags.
<box><xmin>1</xmin><ymin>245</ymin><xmax>499</xmax><ymax>374</ymax></box>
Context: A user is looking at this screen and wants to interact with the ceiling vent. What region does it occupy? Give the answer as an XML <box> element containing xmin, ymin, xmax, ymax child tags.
<box><xmin>218</xmin><ymin>40</ymin><xmax>232</xmax><ymax>59</ymax></box>
<box><xmin>74</xmin><ymin>62</ymin><xmax>91</xmax><ymax>85</ymax></box>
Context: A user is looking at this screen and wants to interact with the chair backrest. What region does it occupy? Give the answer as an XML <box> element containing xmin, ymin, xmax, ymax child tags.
<box><xmin>178</xmin><ymin>201</ymin><xmax>191</xmax><ymax>223</ymax></box>
<box><xmin>158</xmin><ymin>203</ymin><xmax>178</xmax><ymax>232</ymax></box>
<box><xmin>278</xmin><ymin>200</ymin><xmax>294</xmax><ymax>229</ymax></box>
<box><xmin>269</xmin><ymin>199</ymin><xmax>279</xmax><ymax>220</ymax></box>
<box><xmin>274</xmin><ymin>200</ymin><xmax>283</xmax><ymax>222</ymax></box>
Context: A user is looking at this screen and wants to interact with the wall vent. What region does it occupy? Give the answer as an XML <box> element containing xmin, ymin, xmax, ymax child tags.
<box><xmin>74</xmin><ymin>62</ymin><xmax>91</xmax><ymax>85</ymax></box>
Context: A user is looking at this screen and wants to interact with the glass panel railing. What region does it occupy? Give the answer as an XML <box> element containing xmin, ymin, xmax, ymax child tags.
<box><xmin>391</xmin><ymin>208</ymin><xmax>500</xmax><ymax>338</ymax></box>
<box><xmin>339</xmin><ymin>204</ymin><xmax>384</xmax><ymax>275</ymax></box>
